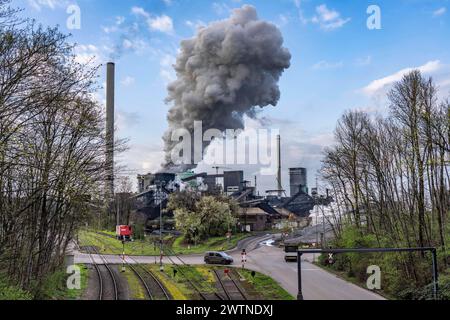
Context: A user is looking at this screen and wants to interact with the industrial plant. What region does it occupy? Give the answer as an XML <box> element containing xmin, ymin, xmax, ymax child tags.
<box><xmin>132</xmin><ymin>147</ymin><xmax>331</xmax><ymax>233</ymax></box>
<box><xmin>102</xmin><ymin>59</ymin><xmax>332</xmax><ymax>236</ymax></box>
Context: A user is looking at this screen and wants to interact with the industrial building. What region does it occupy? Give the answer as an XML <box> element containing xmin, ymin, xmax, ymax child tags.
<box><xmin>289</xmin><ymin>167</ymin><xmax>308</xmax><ymax>196</ymax></box>
<box><xmin>100</xmin><ymin>62</ymin><xmax>322</xmax><ymax>233</ymax></box>
<box><xmin>131</xmin><ymin>165</ymin><xmax>331</xmax><ymax>233</ymax></box>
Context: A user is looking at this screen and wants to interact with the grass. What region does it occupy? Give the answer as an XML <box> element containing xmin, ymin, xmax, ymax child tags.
<box><xmin>79</xmin><ymin>229</ymin><xmax>252</xmax><ymax>256</ymax></box>
<box><xmin>238</xmin><ymin>269</ymin><xmax>294</xmax><ymax>300</ymax></box>
<box><xmin>147</xmin><ymin>265</ymin><xmax>190</xmax><ymax>300</ymax></box>
<box><xmin>79</xmin><ymin>230</ymin><xmax>161</xmax><ymax>256</ymax></box>
<box><xmin>0</xmin><ymin>263</ymin><xmax>88</xmax><ymax>301</ymax></box>
<box><xmin>122</xmin><ymin>267</ymin><xmax>146</xmax><ymax>300</ymax></box>
<box><xmin>144</xmin><ymin>265</ymin><xmax>293</xmax><ymax>300</ymax></box>
<box><xmin>66</xmin><ymin>264</ymin><xmax>89</xmax><ymax>300</ymax></box>
<box><xmin>33</xmin><ymin>264</ymin><xmax>88</xmax><ymax>300</ymax></box>
<box><xmin>0</xmin><ymin>279</ymin><xmax>32</xmax><ymax>300</ymax></box>
<box><xmin>171</xmin><ymin>233</ymin><xmax>251</xmax><ymax>255</ymax></box>
<box><xmin>146</xmin><ymin>265</ymin><xmax>219</xmax><ymax>300</ymax></box>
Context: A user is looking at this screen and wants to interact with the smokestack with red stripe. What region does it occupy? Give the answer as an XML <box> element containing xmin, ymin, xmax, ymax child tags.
<box><xmin>106</xmin><ymin>62</ymin><xmax>115</xmax><ymax>200</ymax></box>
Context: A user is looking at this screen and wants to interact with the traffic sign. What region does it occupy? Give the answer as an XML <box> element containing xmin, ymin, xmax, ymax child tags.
<box><xmin>327</xmin><ymin>253</ymin><xmax>335</xmax><ymax>265</ymax></box>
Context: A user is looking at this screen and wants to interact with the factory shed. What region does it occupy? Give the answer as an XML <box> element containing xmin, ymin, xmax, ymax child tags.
<box><xmin>238</xmin><ymin>207</ymin><xmax>270</xmax><ymax>232</ymax></box>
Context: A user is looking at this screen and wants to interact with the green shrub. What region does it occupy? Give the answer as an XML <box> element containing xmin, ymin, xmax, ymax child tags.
<box><xmin>322</xmin><ymin>224</ymin><xmax>447</xmax><ymax>300</ymax></box>
<box><xmin>0</xmin><ymin>278</ymin><xmax>32</xmax><ymax>300</ymax></box>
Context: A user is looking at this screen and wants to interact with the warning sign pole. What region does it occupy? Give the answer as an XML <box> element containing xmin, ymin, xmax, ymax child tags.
<box><xmin>241</xmin><ymin>249</ymin><xmax>247</xmax><ymax>269</ymax></box>
<box><xmin>121</xmin><ymin>241</ymin><xmax>126</xmax><ymax>272</ymax></box>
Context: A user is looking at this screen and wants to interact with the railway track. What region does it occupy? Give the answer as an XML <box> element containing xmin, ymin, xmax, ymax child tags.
<box><xmin>84</xmin><ymin>245</ymin><xmax>103</xmax><ymax>300</ymax></box>
<box><xmin>213</xmin><ymin>269</ymin><xmax>248</xmax><ymax>301</ymax></box>
<box><xmin>82</xmin><ymin>232</ymin><xmax>245</xmax><ymax>301</ymax></box>
<box><xmin>163</xmin><ymin>245</ymin><xmax>224</xmax><ymax>300</ymax></box>
<box><xmin>87</xmin><ymin>233</ymin><xmax>170</xmax><ymax>300</ymax></box>
<box><xmin>126</xmin><ymin>256</ymin><xmax>170</xmax><ymax>300</ymax></box>
<box><xmin>86</xmin><ymin>246</ymin><xmax>119</xmax><ymax>300</ymax></box>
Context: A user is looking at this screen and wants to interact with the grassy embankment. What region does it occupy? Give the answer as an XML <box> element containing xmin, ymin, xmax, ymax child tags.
<box><xmin>171</xmin><ymin>233</ymin><xmax>251</xmax><ymax>255</ymax></box>
<box><xmin>0</xmin><ymin>264</ymin><xmax>89</xmax><ymax>300</ymax></box>
<box><xmin>79</xmin><ymin>229</ymin><xmax>252</xmax><ymax>256</ymax></box>
<box><xmin>237</xmin><ymin>269</ymin><xmax>294</xmax><ymax>300</ymax></box>
<box><xmin>138</xmin><ymin>265</ymin><xmax>293</xmax><ymax>300</ymax></box>
<box><xmin>122</xmin><ymin>267</ymin><xmax>146</xmax><ymax>300</ymax></box>
<box><xmin>0</xmin><ymin>279</ymin><xmax>32</xmax><ymax>300</ymax></box>
<box><xmin>79</xmin><ymin>230</ymin><xmax>162</xmax><ymax>256</ymax></box>
<box><xmin>38</xmin><ymin>264</ymin><xmax>89</xmax><ymax>300</ymax></box>
<box><xmin>315</xmin><ymin>223</ymin><xmax>450</xmax><ymax>300</ymax></box>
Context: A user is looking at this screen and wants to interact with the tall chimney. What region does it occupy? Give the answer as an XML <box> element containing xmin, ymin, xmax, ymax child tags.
<box><xmin>106</xmin><ymin>62</ymin><xmax>115</xmax><ymax>201</ymax></box>
<box><xmin>277</xmin><ymin>134</ymin><xmax>282</xmax><ymax>197</ymax></box>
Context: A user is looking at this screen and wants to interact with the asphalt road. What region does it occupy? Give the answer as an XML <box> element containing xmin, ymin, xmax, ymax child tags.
<box><xmin>243</xmin><ymin>245</ymin><xmax>384</xmax><ymax>300</ymax></box>
<box><xmin>73</xmin><ymin>235</ymin><xmax>384</xmax><ymax>300</ymax></box>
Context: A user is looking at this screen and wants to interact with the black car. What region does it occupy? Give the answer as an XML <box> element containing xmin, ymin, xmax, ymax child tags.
<box><xmin>204</xmin><ymin>251</ymin><xmax>234</xmax><ymax>265</ymax></box>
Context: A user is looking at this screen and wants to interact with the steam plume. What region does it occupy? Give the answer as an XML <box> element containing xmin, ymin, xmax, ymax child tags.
<box><xmin>163</xmin><ymin>5</ymin><xmax>291</xmax><ymax>171</ymax></box>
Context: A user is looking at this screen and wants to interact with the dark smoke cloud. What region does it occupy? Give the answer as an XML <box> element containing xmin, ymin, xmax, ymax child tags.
<box><xmin>163</xmin><ymin>5</ymin><xmax>291</xmax><ymax>171</ymax></box>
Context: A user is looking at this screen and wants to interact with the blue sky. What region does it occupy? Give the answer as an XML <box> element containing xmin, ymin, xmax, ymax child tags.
<box><xmin>16</xmin><ymin>0</ymin><xmax>450</xmax><ymax>193</ymax></box>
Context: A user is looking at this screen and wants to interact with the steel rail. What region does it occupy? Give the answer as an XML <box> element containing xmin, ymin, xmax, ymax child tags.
<box><xmin>90</xmin><ymin>246</ymin><xmax>119</xmax><ymax>300</ymax></box>
<box><xmin>89</xmin><ymin>232</ymin><xmax>169</xmax><ymax>300</ymax></box>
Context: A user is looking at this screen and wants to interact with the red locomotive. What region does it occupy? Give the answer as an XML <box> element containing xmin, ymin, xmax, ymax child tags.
<box><xmin>116</xmin><ymin>225</ymin><xmax>133</xmax><ymax>242</ymax></box>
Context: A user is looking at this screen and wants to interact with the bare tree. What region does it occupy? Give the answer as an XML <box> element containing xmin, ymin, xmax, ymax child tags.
<box><xmin>0</xmin><ymin>6</ymin><xmax>110</xmax><ymax>296</ymax></box>
<box><xmin>320</xmin><ymin>71</ymin><xmax>449</xmax><ymax>294</ymax></box>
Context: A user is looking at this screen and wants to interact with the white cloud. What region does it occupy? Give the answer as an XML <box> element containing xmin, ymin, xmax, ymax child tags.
<box><xmin>292</xmin><ymin>0</ymin><xmax>308</xmax><ymax>24</ymax></box>
<box><xmin>277</xmin><ymin>14</ymin><xmax>290</xmax><ymax>28</ymax></box>
<box><xmin>74</xmin><ymin>44</ymin><xmax>102</xmax><ymax>66</ymax></box>
<box><xmin>116</xmin><ymin>16</ymin><xmax>126</xmax><ymax>25</ymax></box>
<box><xmin>439</xmin><ymin>78</ymin><xmax>450</xmax><ymax>88</ymax></box>
<box><xmin>185</xmin><ymin>19</ymin><xmax>207</xmax><ymax>31</ymax></box>
<box><xmin>121</xmin><ymin>76</ymin><xmax>135</xmax><ymax>87</ymax></box>
<box><xmin>28</xmin><ymin>0</ymin><xmax>67</xmax><ymax>11</ymax></box>
<box><xmin>160</xmin><ymin>53</ymin><xmax>176</xmax><ymax>84</ymax></box>
<box><xmin>212</xmin><ymin>2</ymin><xmax>231</xmax><ymax>15</ymax></box>
<box><xmin>102</xmin><ymin>26</ymin><xmax>118</xmax><ymax>34</ymax></box>
<box><xmin>131</xmin><ymin>6</ymin><xmax>150</xmax><ymax>18</ymax></box>
<box><xmin>352</xmin><ymin>105</ymin><xmax>380</xmax><ymax>114</ymax></box>
<box><xmin>363</xmin><ymin>60</ymin><xmax>443</xmax><ymax>95</ymax></box>
<box><xmin>355</xmin><ymin>55</ymin><xmax>372</xmax><ymax>67</ymax></box>
<box><xmin>312</xmin><ymin>4</ymin><xmax>350</xmax><ymax>31</ymax></box>
<box><xmin>433</xmin><ymin>7</ymin><xmax>446</xmax><ymax>17</ymax></box>
<box><xmin>131</xmin><ymin>7</ymin><xmax>174</xmax><ymax>34</ymax></box>
<box><xmin>117</xmin><ymin>111</ymin><xmax>140</xmax><ymax>132</ymax></box>
<box><xmin>148</xmin><ymin>15</ymin><xmax>174</xmax><ymax>34</ymax></box>
<box><xmin>312</xmin><ymin>60</ymin><xmax>344</xmax><ymax>70</ymax></box>
<box><xmin>101</xmin><ymin>16</ymin><xmax>126</xmax><ymax>34</ymax></box>
<box><xmin>122</xmin><ymin>38</ymin><xmax>149</xmax><ymax>54</ymax></box>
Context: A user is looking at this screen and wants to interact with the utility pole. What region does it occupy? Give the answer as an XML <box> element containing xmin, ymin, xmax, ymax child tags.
<box><xmin>314</xmin><ymin>175</ymin><xmax>319</xmax><ymax>262</ymax></box>
<box><xmin>157</xmin><ymin>181</ymin><xmax>164</xmax><ymax>271</ymax></box>
<box><xmin>315</xmin><ymin>176</ymin><xmax>319</xmax><ymax>244</ymax></box>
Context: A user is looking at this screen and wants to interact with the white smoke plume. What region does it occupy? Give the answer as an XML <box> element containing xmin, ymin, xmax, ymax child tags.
<box><xmin>163</xmin><ymin>5</ymin><xmax>291</xmax><ymax>171</ymax></box>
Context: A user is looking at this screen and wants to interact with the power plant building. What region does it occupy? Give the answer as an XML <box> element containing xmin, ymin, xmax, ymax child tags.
<box><xmin>224</xmin><ymin>171</ymin><xmax>244</xmax><ymax>195</ymax></box>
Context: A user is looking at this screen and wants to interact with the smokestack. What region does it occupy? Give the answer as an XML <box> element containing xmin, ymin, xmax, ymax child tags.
<box><xmin>277</xmin><ymin>134</ymin><xmax>282</xmax><ymax>197</ymax></box>
<box><xmin>106</xmin><ymin>62</ymin><xmax>115</xmax><ymax>200</ymax></box>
